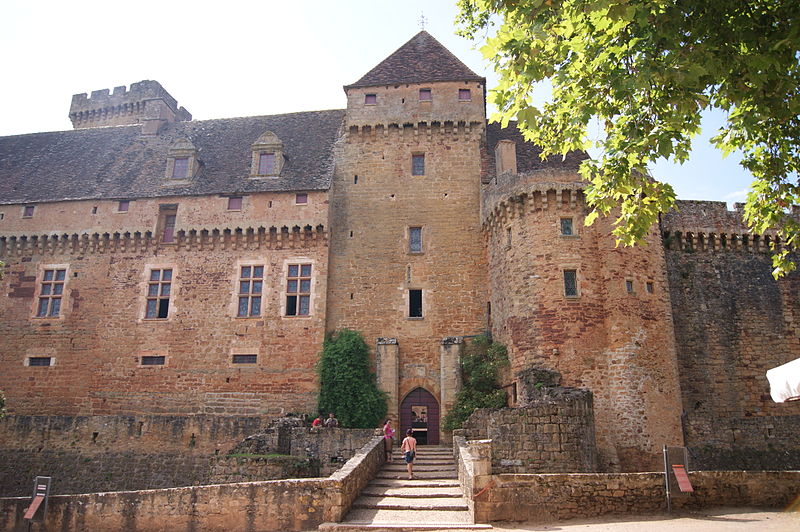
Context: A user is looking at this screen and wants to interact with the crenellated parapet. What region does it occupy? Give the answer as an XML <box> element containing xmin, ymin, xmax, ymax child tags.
<box><xmin>69</xmin><ymin>80</ymin><xmax>192</xmax><ymax>131</ymax></box>
<box><xmin>482</xmin><ymin>180</ymin><xmax>585</xmax><ymax>231</ymax></box>
<box><xmin>345</xmin><ymin>120</ymin><xmax>484</xmax><ymax>141</ymax></box>
<box><xmin>0</xmin><ymin>224</ymin><xmax>328</xmax><ymax>257</ymax></box>
<box><xmin>661</xmin><ymin>200</ymin><xmax>791</xmax><ymax>254</ymax></box>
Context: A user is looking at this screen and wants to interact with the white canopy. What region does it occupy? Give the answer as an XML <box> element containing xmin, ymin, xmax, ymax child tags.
<box><xmin>766</xmin><ymin>357</ymin><xmax>800</xmax><ymax>403</ymax></box>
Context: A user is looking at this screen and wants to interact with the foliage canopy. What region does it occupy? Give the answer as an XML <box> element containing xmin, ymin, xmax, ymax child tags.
<box><xmin>442</xmin><ymin>335</ymin><xmax>509</xmax><ymax>431</ymax></box>
<box><xmin>317</xmin><ymin>329</ymin><xmax>387</xmax><ymax>428</ymax></box>
<box><xmin>457</xmin><ymin>0</ymin><xmax>800</xmax><ymax>277</ymax></box>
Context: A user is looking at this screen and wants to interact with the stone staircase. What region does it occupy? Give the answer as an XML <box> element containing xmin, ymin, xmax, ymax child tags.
<box><xmin>319</xmin><ymin>446</ymin><xmax>491</xmax><ymax>531</ymax></box>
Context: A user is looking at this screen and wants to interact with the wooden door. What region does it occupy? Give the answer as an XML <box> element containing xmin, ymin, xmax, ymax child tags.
<box><xmin>399</xmin><ymin>387</ymin><xmax>439</xmax><ymax>445</ymax></box>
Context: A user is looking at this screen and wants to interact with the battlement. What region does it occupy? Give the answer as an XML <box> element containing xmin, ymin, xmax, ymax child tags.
<box><xmin>69</xmin><ymin>80</ymin><xmax>192</xmax><ymax>130</ymax></box>
<box><xmin>0</xmin><ymin>224</ymin><xmax>327</xmax><ymax>257</ymax></box>
<box><xmin>345</xmin><ymin>120</ymin><xmax>484</xmax><ymax>140</ymax></box>
<box><xmin>482</xmin><ymin>181</ymin><xmax>586</xmax><ymax>230</ymax></box>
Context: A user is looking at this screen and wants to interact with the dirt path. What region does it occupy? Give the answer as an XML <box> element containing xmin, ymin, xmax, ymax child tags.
<box><xmin>488</xmin><ymin>508</ymin><xmax>799</xmax><ymax>531</ymax></box>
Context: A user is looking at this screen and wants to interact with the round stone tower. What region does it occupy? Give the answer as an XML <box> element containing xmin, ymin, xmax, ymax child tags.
<box><xmin>482</xmin><ymin>143</ymin><xmax>684</xmax><ymax>472</ymax></box>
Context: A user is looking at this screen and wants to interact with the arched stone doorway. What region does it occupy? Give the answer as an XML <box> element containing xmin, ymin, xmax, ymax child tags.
<box><xmin>399</xmin><ymin>387</ymin><xmax>439</xmax><ymax>445</ymax></box>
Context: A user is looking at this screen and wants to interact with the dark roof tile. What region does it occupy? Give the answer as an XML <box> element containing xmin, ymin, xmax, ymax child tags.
<box><xmin>346</xmin><ymin>31</ymin><xmax>484</xmax><ymax>89</ymax></box>
<box><xmin>0</xmin><ymin>110</ymin><xmax>345</xmax><ymax>204</ymax></box>
<box><xmin>486</xmin><ymin>121</ymin><xmax>588</xmax><ymax>175</ymax></box>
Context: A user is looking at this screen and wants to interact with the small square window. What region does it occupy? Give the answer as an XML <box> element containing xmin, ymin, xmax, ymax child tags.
<box><xmin>141</xmin><ymin>355</ymin><xmax>165</xmax><ymax>366</ymax></box>
<box><xmin>458</xmin><ymin>89</ymin><xmax>471</xmax><ymax>101</ymax></box>
<box><xmin>409</xmin><ymin>227</ymin><xmax>422</xmax><ymax>253</ymax></box>
<box><xmin>560</xmin><ymin>218</ymin><xmax>573</xmax><ymax>236</ymax></box>
<box><xmin>172</xmin><ymin>157</ymin><xmax>189</xmax><ymax>179</ymax></box>
<box><xmin>409</xmin><ymin>289</ymin><xmax>423</xmax><ymax>318</ymax></box>
<box><xmin>419</xmin><ymin>89</ymin><xmax>432</xmax><ymax>101</ymax></box>
<box><xmin>27</xmin><ymin>356</ymin><xmax>52</xmax><ymax>367</ymax></box>
<box><xmin>626</xmin><ymin>280</ymin><xmax>634</xmax><ymax>293</ymax></box>
<box><xmin>227</xmin><ymin>196</ymin><xmax>243</xmax><ymax>211</ymax></box>
<box><xmin>258</xmin><ymin>153</ymin><xmax>275</xmax><ymax>175</ymax></box>
<box><xmin>564</xmin><ymin>270</ymin><xmax>578</xmax><ymax>297</ymax></box>
<box><xmin>412</xmin><ymin>154</ymin><xmax>425</xmax><ymax>176</ymax></box>
<box><xmin>365</xmin><ymin>94</ymin><xmax>377</xmax><ymax>105</ymax></box>
<box><xmin>23</xmin><ymin>205</ymin><xmax>35</xmax><ymax>218</ymax></box>
<box><xmin>646</xmin><ymin>282</ymin><xmax>654</xmax><ymax>294</ymax></box>
<box><xmin>233</xmin><ymin>354</ymin><xmax>258</xmax><ymax>364</ymax></box>
<box><xmin>118</xmin><ymin>200</ymin><xmax>130</xmax><ymax>213</ymax></box>
<box><xmin>296</xmin><ymin>193</ymin><xmax>308</xmax><ymax>205</ymax></box>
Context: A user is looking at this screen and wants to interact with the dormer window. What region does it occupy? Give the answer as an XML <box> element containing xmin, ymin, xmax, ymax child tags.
<box><xmin>251</xmin><ymin>131</ymin><xmax>284</xmax><ymax>177</ymax></box>
<box><xmin>365</xmin><ymin>94</ymin><xmax>377</xmax><ymax>105</ymax></box>
<box><xmin>419</xmin><ymin>88</ymin><xmax>432</xmax><ymax>101</ymax></box>
<box><xmin>258</xmin><ymin>153</ymin><xmax>275</xmax><ymax>175</ymax></box>
<box><xmin>165</xmin><ymin>139</ymin><xmax>198</xmax><ymax>182</ymax></box>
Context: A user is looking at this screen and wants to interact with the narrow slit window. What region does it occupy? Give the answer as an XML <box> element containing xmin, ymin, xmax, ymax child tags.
<box><xmin>286</xmin><ymin>264</ymin><xmax>312</xmax><ymax>316</ymax></box>
<box><xmin>646</xmin><ymin>282</ymin><xmax>654</xmax><ymax>294</ymax></box>
<box><xmin>409</xmin><ymin>227</ymin><xmax>422</xmax><ymax>253</ymax></box>
<box><xmin>626</xmin><ymin>280</ymin><xmax>634</xmax><ymax>293</ymax></box>
<box><xmin>237</xmin><ymin>265</ymin><xmax>264</xmax><ymax>317</ymax></box>
<box><xmin>162</xmin><ymin>214</ymin><xmax>176</xmax><ymax>243</ymax></box>
<box><xmin>564</xmin><ymin>270</ymin><xmax>578</xmax><ymax>297</ymax></box>
<box><xmin>36</xmin><ymin>268</ymin><xmax>66</xmax><ymax>318</ymax></box>
<box><xmin>145</xmin><ymin>269</ymin><xmax>172</xmax><ymax>319</ymax></box>
<box><xmin>232</xmin><ymin>354</ymin><xmax>258</xmax><ymax>364</ymax></box>
<box><xmin>409</xmin><ymin>289</ymin><xmax>423</xmax><ymax>318</ymax></box>
<box><xmin>141</xmin><ymin>355</ymin><xmax>166</xmax><ymax>366</ymax></box>
<box><xmin>412</xmin><ymin>154</ymin><xmax>425</xmax><ymax>176</ymax></box>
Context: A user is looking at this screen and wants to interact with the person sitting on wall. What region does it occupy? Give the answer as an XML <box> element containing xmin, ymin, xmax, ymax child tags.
<box><xmin>312</xmin><ymin>415</ymin><xmax>323</xmax><ymax>427</ymax></box>
<box><xmin>324</xmin><ymin>412</ymin><xmax>339</xmax><ymax>428</ymax></box>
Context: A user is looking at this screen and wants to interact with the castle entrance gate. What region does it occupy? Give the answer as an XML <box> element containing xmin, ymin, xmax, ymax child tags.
<box><xmin>400</xmin><ymin>387</ymin><xmax>439</xmax><ymax>445</ymax></box>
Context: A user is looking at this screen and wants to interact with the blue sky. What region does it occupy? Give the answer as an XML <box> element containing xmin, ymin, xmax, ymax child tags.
<box><xmin>0</xmin><ymin>0</ymin><xmax>753</xmax><ymax>206</ymax></box>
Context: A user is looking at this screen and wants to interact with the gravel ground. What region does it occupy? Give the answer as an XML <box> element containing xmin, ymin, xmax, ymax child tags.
<box><xmin>488</xmin><ymin>508</ymin><xmax>799</xmax><ymax>531</ymax></box>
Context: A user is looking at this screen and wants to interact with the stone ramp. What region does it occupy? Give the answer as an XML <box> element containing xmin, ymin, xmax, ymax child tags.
<box><xmin>319</xmin><ymin>446</ymin><xmax>491</xmax><ymax>532</ymax></box>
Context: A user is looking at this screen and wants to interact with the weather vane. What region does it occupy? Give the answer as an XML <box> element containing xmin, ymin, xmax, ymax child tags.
<box><xmin>419</xmin><ymin>13</ymin><xmax>427</xmax><ymax>30</ymax></box>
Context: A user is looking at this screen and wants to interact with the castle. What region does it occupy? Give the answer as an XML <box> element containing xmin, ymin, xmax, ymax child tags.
<box><xmin>1</xmin><ymin>31</ymin><xmax>798</xmax><ymax>476</ymax></box>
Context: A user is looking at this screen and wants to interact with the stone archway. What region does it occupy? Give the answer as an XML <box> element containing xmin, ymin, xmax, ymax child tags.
<box><xmin>399</xmin><ymin>387</ymin><xmax>440</xmax><ymax>445</ymax></box>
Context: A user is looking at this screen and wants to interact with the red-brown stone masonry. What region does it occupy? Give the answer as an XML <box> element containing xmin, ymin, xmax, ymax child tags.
<box><xmin>0</xmin><ymin>193</ymin><xmax>329</xmax><ymax>417</ymax></box>
<box><xmin>326</xmin><ymin>124</ymin><xmax>489</xmax><ymax>413</ymax></box>
<box><xmin>485</xmin><ymin>186</ymin><xmax>683</xmax><ymax>472</ymax></box>
<box><xmin>0</xmin><ymin>191</ymin><xmax>328</xmax><ymax>237</ymax></box>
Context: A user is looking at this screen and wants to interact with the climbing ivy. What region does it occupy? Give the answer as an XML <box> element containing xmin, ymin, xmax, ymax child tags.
<box><xmin>443</xmin><ymin>335</ymin><xmax>509</xmax><ymax>431</ymax></box>
<box><xmin>317</xmin><ymin>329</ymin><xmax>387</xmax><ymax>428</ymax></box>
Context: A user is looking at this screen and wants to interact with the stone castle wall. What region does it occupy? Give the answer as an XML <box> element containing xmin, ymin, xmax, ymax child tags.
<box><xmin>0</xmin><ymin>192</ymin><xmax>329</xmax><ymax>418</ymax></box>
<box><xmin>483</xmin><ymin>177</ymin><xmax>683</xmax><ymax>472</ymax></box>
<box><xmin>663</xmin><ymin>201</ymin><xmax>800</xmax><ymax>469</ymax></box>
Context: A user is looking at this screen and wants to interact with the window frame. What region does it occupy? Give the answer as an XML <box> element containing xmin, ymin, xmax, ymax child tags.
<box><xmin>295</xmin><ymin>193</ymin><xmax>308</xmax><ymax>205</ymax></box>
<box><xmin>285</xmin><ymin>262</ymin><xmax>313</xmax><ymax>317</ymax></box>
<box><xmin>364</xmin><ymin>93</ymin><xmax>377</xmax><ymax>105</ymax></box>
<box><xmin>227</xmin><ymin>196</ymin><xmax>243</xmax><ymax>211</ymax></box>
<box><xmin>22</xmin><ymin>205</ymin><xmax>35</xmax><ymax>218</ymax></box>
<box><xmin>409</xmin><ymin>226</ymin><xmax>423</xmax><ymax>254</ymax></box>
<box><xmin>563</xmin><ymin>269</ymin><xmax>579</xmax><ymax>298</ymax></box>
<box><xmin>411</xmin><ymin>153</ymin><xmax>425</xmax><ymax>176</ymax></box>
<box><xmin>26</xmin><ymin>356</ymin><xmax>54</xmax><ymax>367</ymax></box>
<box><xmin>144</xmin><ymin>267</ymin><xmax>173</xmax><ymax>320</ymax></box>
<box><xmin>118</xmin><ymin>200</ymin><xmax>130</xmax><ymax>213</ymax></box>
<box><xmin>419</xmin><ymin>88</ymin><xmax>432</xmax><ymax>101</ymax></box>
<box><xmin>560</xmin><ymin>217</ymin><xmax>574</xmax><ymax>236</ymax></box>
<box><xmin>626</xmin><ymin>279</ymin><xmax>634</xmax><ymax>293</ymax></box>
<box><xmin>33</xmin><ymin>265</ymin><xmax>68</xmax><ymax>319</ymax></box>
<box><xmin>408</xmin><ymin>289</ymin><xmax>423</xmax><ymax>318</ymax></box>
<box><xmin>236</xmin><ymin>264</ymin><xmax>265</xmax><ymax>318</ymax></box>
<box><xmin>458</xmin><ymin>88</ymin><xmax>471</xmax><ymax>101</ymax></box>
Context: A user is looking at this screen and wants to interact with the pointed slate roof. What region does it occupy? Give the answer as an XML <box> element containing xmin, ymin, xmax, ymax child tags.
<box><xmin>345</xmin><ymin>31</ymin><xmax>485</xmax><ymax>89</ymax></box>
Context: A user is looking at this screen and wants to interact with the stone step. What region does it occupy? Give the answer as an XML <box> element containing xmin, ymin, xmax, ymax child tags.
<box><xmin>319</xmin><ymin>523</ymin><xmax>492</xmax><ymax>531</ymax></box>
<box><xmin>352</xmin><ymin>496</ymin><xmax>468</xmax><ymax>511</ymax></box>
<box><xmin>374</xmin><ymin>470</ymin><xmax>457</xmax><ymax>480</ymax></box>
<box><xmin>361</xmin><ymin>486</ymin><xmax>464</xmax><ymax>498</ymax></box>
<box><xmin>367</xmin><ymin>479</ymin><xmax>460</xmax><ymax>488</ymax></box>
<box><xmin>382</xmin><ymin>464</ymin><xmax>456</xmax><ymax>472</ymax></box>
<box><xmin>335</xmin><ymin>508</ymin><xmax>475</xmax><ymax>526</ymax></box>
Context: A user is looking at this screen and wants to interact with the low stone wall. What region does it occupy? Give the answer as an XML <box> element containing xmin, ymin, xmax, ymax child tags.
<box><xmin>0</xmin><ymin>436</ymin><xmax>385</xmax><ymax>532</ymax></box>
<box><xmin>455</xmin><ymin>438</ymin><xmax>800</xmax><ymax>524</ymax></box>
<box><xmin>460</xmin><ymin>385</ymin><xmax>596</xmax><ymax>473</ymax></box>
